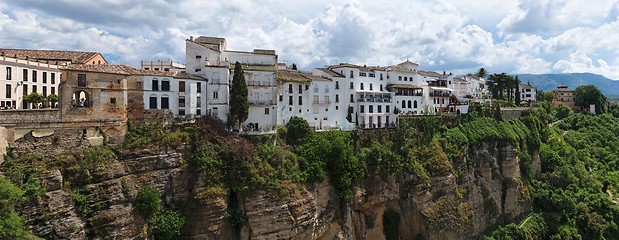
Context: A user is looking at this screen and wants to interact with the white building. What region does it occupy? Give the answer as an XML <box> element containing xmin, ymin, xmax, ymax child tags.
<box><xmin>140</xmin><ymin>71</ymin><xmax>207</xmax><ymax>118</ymax></box>
<box><xmin>0</xmin><ymin>49</ymin><xmax>107</xmax><ymax>110</ymax></box>
<box><xmin>386</xmin><ymin>60</ymin><xmax>427</xmax><ymax>115</ymax></box>
<box><xmin>141</xmin><ymin>60</ymin><xmax>186</xmax><ymax>72</ymax></box>
<box><xmin>185</xmin><ymin>36</ymin><xmax>279</xmax><ymax>131</ymax></box>
<box><xmin>519</xmin><ymin>84</ymin><xmax>536</xmax><ymax>103</ymax></box>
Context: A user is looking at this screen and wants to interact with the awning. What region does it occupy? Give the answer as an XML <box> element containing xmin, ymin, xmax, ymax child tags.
<box><xmin>430</xmin><ymin>87</ymin><xmax>453</xmax><ymax>91</ymax></box>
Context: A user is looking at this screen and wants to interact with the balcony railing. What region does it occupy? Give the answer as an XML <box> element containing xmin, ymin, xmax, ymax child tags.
<box><xmin>249</xmin><ymin>100</ymin><xmax>275</xmax><ymax>106</ymax></box>
<box><xmin>312</xmin><ymin>100</ymin><xmax>332</xmax><ymax>105</ymax></box>
<box><xmin>429</xmin><ymin>92</ymin><xmax>452</xmax><ymax>97</ymax></box>
<box><xmin>358</xmin><ymin>97</ymin><xmax>392</xmax><ymax>103</ymax></box>
<box><xmin>247</xmin><ymin>80</ymin><xmax>275</xmax><ymax>87</ymax></box>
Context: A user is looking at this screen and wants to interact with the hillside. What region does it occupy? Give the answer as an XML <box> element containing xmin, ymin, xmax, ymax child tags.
<box><xmin>518</xmin><ymin>73</ymin><xmax>619</xmax><ymax>95</ymax></box>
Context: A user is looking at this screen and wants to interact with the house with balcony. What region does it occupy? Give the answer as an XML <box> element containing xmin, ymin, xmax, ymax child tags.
<box><xmin>386</xmin><ymin>60</ymin><xmax>426</xmax><ymax>115</ymax></box>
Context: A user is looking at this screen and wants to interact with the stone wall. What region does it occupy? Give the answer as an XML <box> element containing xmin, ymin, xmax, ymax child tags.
<box><xmin>0</xmin><ymin>109</ymin><xmax>60</xmax><ymax>125</ymax></box>
<box><xmin>10</xmin><ymin>128</ymin><xmax>104</xmax><ymax>156</ymax></box>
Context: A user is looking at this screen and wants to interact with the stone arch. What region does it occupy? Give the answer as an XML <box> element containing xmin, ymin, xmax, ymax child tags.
<box><xmin>402</xmin><ymin>100</ymin><xmax>406</xmax><ymax>109</ymax></box>
<box><xmin>413</xmin><ymin>100</ymin><xmax>418</xmax><ymax>108</ymax></box>
<box><xmin>407</xmin><ymin>100</ymin><xmax>412</xmax><ymax>108</ymax></box>
<box><xmin>72</xmin><ymin>90</ymin><xmax>91</xmax><ymax>108</ymax></box>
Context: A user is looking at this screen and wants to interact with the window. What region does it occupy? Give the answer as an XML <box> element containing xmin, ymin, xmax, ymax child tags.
<box><xmin>43</xmin><ymin>72</ymin><xmax>47</xmax><ymax>83</ymax></box>
<box><xmin>378</xmin><ymin>105</ymin><xmax>382</xmax><ymax>113</ymax></box>
<box><xmin>195</xmin><ymin>55</ymin><xmax>201</xmax><ymax>59</ymax></box>
<box><xmin>398</xmin><ymin>76</ymin><xmax>402</xmax><ymax>81</ymax></box>
<box><xmin>32</xmin><ymin>70</ymin><xmax>38</xmax><ymax>82</ymax></box>
<box><xmin>164</xmin><ymin>68</ymin><xmax>170</xmax><ymax>72</ymax></box>
<box><xmin>324</xmin><ymin>96</ymin><xmax>330</xmax><ymax>104</ymax></box>
<box><xmin>78</xmin><ymin>74</ymin><xmax>86</xmax><ymax>87</ymax></box>
<box><xmin>32</xmin><ymin>85</ymin><xmax>37</xmax><ymax>93</ymax></box>
<box><xmin>386</xmin><ymin>106</ymin><xmax>390</xmax><ymax>113</ymax></box>
<box><xmin>197</xmin><ymin>82</ymin><xmax>201</xmax><ymax>93</ymax></box>
<box><xmin>369</xmin><ymin>105</ymin><xmax>374</xmax><ymax>113</ymax></box>
<box><xmin>145</xmin><ymin>67</ymin><xmax>150</xmax><ymax>70</ymax></box>
<box><xmin>299</xmin><ymin>96</ymin><xmax>303</xmax><ymax>105</ymax></box>
<box><xmin>349</xmin><ymin>70</ymin><xmax>353</xmax><ymax>78</ymax></box>
<box><xmin>408</xmin><ymin>100</ymin><xmax>412</xmax><ymax>108</ymax></box>
<box><xmin>98</xmin><ymin>60</ymin><xmax>101</xmax><ymax>64</ymax></box>
<box><xmin>360</xmin><ymin>83</ymin><xmax>364</xmax><ymax>90</ymax></box>
<box><xmin>265</xmin><ymin>107</ymin><xmax>270</xmax><ymax>115</ymax></box>
<box><xmin>179</xmin><ymin>109</ymin><xmax>185</xmax><ymax>116</ymax></box>
<box><xmin>149</xmin><ymin>96</ymin><xmax>157</xmax><ymax>109</ymax></box>
<box><xmin>152</xmin><ymin>80</ymin><xmax>159</xmax><ymax>91</ymax></box>
<box><xmin>23</xmin><ymin>69</ymin><xmax>28</xmax><ymax>81</ymax></box>
<box><xmin>314</xmin><ymin>86</ymin><xmax>318</xmax><ymax>93</ymax></box>
<box><xmin>359</xmin><ymin>72</ymin><xmax>367</xmax><ymax>77</ymax></box>
<box><xmin>197</xmin><ymin>109</ymin><xmax>201</xmax><ymax>115</ymax></box>
<box><xmin>161</xmin><ymin>81</ymin><xmax>170</xmax><ymax>91</ymax></box>
<box><xmin>370</xmin><ymin>84</ymin><xmax>373</xmax><ymax>91</ymax></box>
<box><xmin>336</xmin><ymin>94</ymin><xmax>339</xmax><ymax>103</ymax></box>
<box><xmin>380</xmin><ymin>84</ymin><xmax>383</xmax><ymax>91</ymax></box>
<box><xmin>289</xmin><ymin>96</ymin><xmax>293</xmax><ymax>105</ymax></box>
<box><xmin>360</xmin><ymin>105</ymin><xmax>365</xmax><ymax>113</ymax></box>
<box><xmin>43</xmin><ymin>86</ymin><xmax>47</xmax><ymax>96</ymax></box>
<box><xmin>335</xmin><ymin>81</ymin><xmax>340</xmax><ymax>89</ymax></box>
<box><xmin>195</xmin><ymin>68</ymin><xmax>202</xmax><ymax>72</ymax></box>
<box><xmin>313</xmin><ymin>95</ymin><xmax>319</xmax><ymax>104</ymax></box>
<box><xmin>299</xmin><ymin>84</ymin><xmax>303</xmax><ymax>94</ymax></box>
<box><xmin>197</xmin><ymin>97</ymin><xmax>201</xmax><ymax>107</ymax></box>
<box><xmin>5</xmin><ymin>67</ymin><xmax>11</xmax><ymax>80</ymax></box>
<box><xmin>179</xmin><ymin>81</ymin><xmax>186</xmax><ymax>92</ymax></box>
<box><xmin>22</xmin><ymin>84</ymin><xmax>27</xmax><ymax>95</ymax></box>
<box><xmin>380</xmin><ymin>74</ymin><xmax>383</xmax><ymax>80</ymax></box>
<box><xmin>179</xmin><ymin>98</ymin><xmax>185</xmax><ymax>107</ymax></box>
<box><xmin>5</xmin><ymin>84</ymin><xmax>11</xmax><ymax>98</ymax></box>
<box><xmin>305</xmin><ymin>84</ymin><xmax>309</xmax><ymax>90</ymax></box>
<box><xmin>51</xmin><ymin>87</ymin><xmax>55</xmax><ymax>95</ymax></box>
<box><xmin>402</xmin><ymin>101</ymin><xmax>406</xmax><ymax>108</ymax></box>
<box><xmin>289</xmin><ymin>84</ymin><xmax>293</xmax><ymax>93</ymax></box>
<box><xmin>414</xmin><ymin>100</ymin><xmax>418</xmax><ymax>108</ymax></box>
<box><xmin>213</xmin><ymin>91</ymin><xmax>219</xmax><ymax>99</ymax></box>
<box><xmin>110</xmin><ymin>98</ymin><xmax>117</xmax><ymax>104</ymax></box>
<box><xmin>350</xmin><ymin>82</ymin><xmax>353</xmax><ymax>89</ymax></box>
<box><xmin>279</xmin><ymin>95</ymin><xmax>283</xmax><ymax>101</ymax></box>
<box><xmin>350</xmin><ymin>94</ymin><xmax>354</xmax><ymax>103</ymax></box>
<box><xmin>369</xmin><ymin>73</ymin><xmax>375</xmax><ymax>77</ymax></box>
<box><xmin>161</xmin><ymin>97</ymin><xmax>169</xmax><ymax>109</ymax></box>
<box><xmin>51</xmin><ymin>73</ymin><xmax>56</xmax><ymax>84</ymax></box>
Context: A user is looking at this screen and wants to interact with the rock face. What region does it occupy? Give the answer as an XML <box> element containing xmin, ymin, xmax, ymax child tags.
<box><xmin>16</xmin><ymin>142</ymin><xmax>535</xmax><ymax>240</ymax></box>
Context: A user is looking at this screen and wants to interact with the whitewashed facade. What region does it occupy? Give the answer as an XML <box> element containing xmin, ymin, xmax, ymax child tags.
<box><xmin>141</xmin><ymin>73</ymin><xmax>207</xmax><ymax>118</ymax></box>
<box><xmin>0</xmin><ymin>55</ymin><xmax>61</xmax><ymax>109</ymax></box>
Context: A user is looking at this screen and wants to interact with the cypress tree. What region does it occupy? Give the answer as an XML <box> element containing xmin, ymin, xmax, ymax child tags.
<box><xmin>230</xmin><ymin>61</ymin><xmax>248</xmax><ymax>129</ymax></box>
<box><xmin>515</xmin><ymin>76</ymin><xmax>521</xmax><ymax>106</ymax></box>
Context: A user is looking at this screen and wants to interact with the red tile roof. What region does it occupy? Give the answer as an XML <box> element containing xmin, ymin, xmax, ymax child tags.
<box><xmin>62</xmin><ymin>64</ymin><xmax>206</xmax><ymax>80</ymax></box>
<box><xmin>0</xmin><ymin>49</ymin><xmax>105</xmax><ymax>64</ymax></box>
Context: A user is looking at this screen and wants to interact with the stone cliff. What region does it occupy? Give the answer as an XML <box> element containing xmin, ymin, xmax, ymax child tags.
<box><xmin>10</xmin><ymin>139</ymin><xmax>535</xmax><ymax>240</ymax></box>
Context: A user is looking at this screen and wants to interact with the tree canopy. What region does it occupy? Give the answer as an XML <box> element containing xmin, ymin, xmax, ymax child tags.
<box><xmin>574</xmin><ymin>84</ymin><xmax>606</xmax><ymax>113</ymax></box>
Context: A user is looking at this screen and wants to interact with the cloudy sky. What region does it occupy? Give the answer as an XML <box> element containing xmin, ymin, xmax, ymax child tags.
<box><xmin>1</xmin><ymin>0</ymin><xmax>619</xmax><ymax>79</ymax></box>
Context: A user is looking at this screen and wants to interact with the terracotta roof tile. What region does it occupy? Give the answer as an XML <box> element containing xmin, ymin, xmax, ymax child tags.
<box><xmin>315</xmin><ymin>68</ymin><xmax>345</xmax><ymax>78</ymax></box>
<box><xmin>0</xmin><ymin>49</ymin><xmax>105</xmax><ymax>64</ymax></box>
<box><xmin>62</xmin><ymin>64</ymin><xmax>207</xmax><ymax>80</ymax></box>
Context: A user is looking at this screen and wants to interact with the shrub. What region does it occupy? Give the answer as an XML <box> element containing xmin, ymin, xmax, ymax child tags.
<box><xmin>0</xmin><ymin>178</ymin><xmax>27</xmax><ymax>239</ymax></box>
<box><xmin>148</xmin><ymin>210</ymin><xmax>186</xmax><ymax>240</ymax></box>
<box><xmin>285</xmin><ymin>116</ymin><xmax>312</xmax><ymax>146</ymax></box>
<box><xmin>135</xmin><ymin>186</ymin><xmax>160</xmax><ymax>218</ymax></box>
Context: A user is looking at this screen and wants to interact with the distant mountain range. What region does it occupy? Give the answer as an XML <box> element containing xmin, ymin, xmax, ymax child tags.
<box><xmin>517</xmin><ymin>73</ymin><xmax>619</xmax><ymax>96</ymax></box>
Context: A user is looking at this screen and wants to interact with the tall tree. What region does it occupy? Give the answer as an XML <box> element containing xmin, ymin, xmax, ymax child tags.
<box><xmin>291</xmin><ymin>63</ymin><xmax>297</xmax><ymax>70</ymax></box>
<box><xmin>487</xmin><ymin>73</ymin><xmax>513</xmax><ymax>100</ymax></box>
<box><xmin>515</xmin><ymin>76</ymin><xmax>521</xmax><ymax>105</ymax></box>
<box><xmin>229</xmin><ymin>61</ymin><xmax>249</xmax><ymax>129</ymax></box>
<box><xmin>574</xmin><ymin>84</ymin><xmax>606</xmax><ymax>114</ymax></box>
<box><xmin>475</xmin><ymin>68</ymin><xmax>488</xmax><ymax>79</ymax></box>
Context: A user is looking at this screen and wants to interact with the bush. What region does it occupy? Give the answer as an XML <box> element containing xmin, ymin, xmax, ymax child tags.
<box><xmin>285</xmin><ymin>116</ymin><xmax>312</xmax><ymax>146</ymax></box>
<box><xmin>135</xmin><ymin>186</ymin><xmax>160</xmax><ymax>218</ymax></box>
<box><xmin>0</xmin><ymin>177</ymin><xmax>27</xmax><ymax>239</ymax></box>
<box><xmin>148</xmin><ymin>210</ymin><xmax>186</xmax><ymax>240</ymax></box>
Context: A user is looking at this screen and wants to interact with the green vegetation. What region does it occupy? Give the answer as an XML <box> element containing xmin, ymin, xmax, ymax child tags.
<box><xmin>574</xmin><ymin>84</ymin><xmax>607</xmax><ymax>114</ymax></box>
<box><xmin>486</xmin><ymin>112</ymin><xmax>619</xmax><ymax>239</ymax></box>
<box><xmin>135</xmin><ymin>186</ymin><xmax>161</xmax><ymax>218</ymax></box>
<box><xmin>383</xmin><ymin>209</ymin><xmax>401</xmax><ymax>240</ymax></box>
<box><xmin>0</xmin><ymin>177</ymin><xmax>27</xmax><ymax>239</ymax></box>
<box><xmin>229</xmin><ymin>61</ymin><xmax>249</xmax><ymax>129</ymax></box>
<box><xmin>148</xmin><ymin>210</ymin><xmax>186</xmax><ymax>240</ymax></box>
<box><xmin>124</xmin><ymin>121</ymin><xmax>189</xmax><ymax>150</ymax></box>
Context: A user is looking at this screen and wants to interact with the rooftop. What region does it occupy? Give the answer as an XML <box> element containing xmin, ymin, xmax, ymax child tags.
<box><xmin>277</xmin><ymin>70</ymin><xmax>328</xmax><ymax>83</ymax></box>
<box><xmin>315</xmin><ymin>68</ymin><xmax>345</xmax><ymax>78</ymax></box>
<box><xmin>62</xmin><ymin>64</ymin><xmax>206</xmax><ymax>80</ymax></box>
<box><xmin>230</xmin><ymin>64</ymin><xmax>277</xmax><ymax>72</ymax></box>
<box><xmin>0</xmin><ymin>48</ymin><xmax>105</xmax><ymax>64</ymax></box>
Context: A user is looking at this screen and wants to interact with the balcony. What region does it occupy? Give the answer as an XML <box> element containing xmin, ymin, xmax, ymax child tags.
<box><xmin>312</xmin><ymin>100</ymin><xmax>332</xmax><ymax>105</ymax></box>
<box><xmin>249</xmin><ymin>99</ymin><xmax>275</xmax><ymax>106</ymax></box>
<box><xmin>429</xmin><ymin>92</ymin><xmax>452</xmax><ymax>97</ymax></box>
<box><xmin>358</xmin><ymin>97</ymin><xmax>392</xmax><ymax>103</ymax></box>
<box><xmin>248</xmin><ymin>80</ymin><xmax>275</xmax><ymax>87</ymax></box>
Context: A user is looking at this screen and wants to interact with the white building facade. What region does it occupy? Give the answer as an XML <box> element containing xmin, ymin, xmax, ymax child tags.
<box><xmin>141</xmin><ymin>72</ymin><xmax>207</xmax><ymax>118</ymax></box>
<box><xmin>0</xmin><ymin>55</ymin><xmax>61</xmax><ymax>110</ymax></box>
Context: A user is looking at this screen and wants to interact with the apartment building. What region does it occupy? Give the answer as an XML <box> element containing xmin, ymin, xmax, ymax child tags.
<box><xmin>140</xmin><ymin>60</ymin><xmax>186</xmax><ymax>72</ymax></box>
<box><xmin>0</xmin><ymin>49</ymin><xmax>107</xmax><ymax>110</ymax></box>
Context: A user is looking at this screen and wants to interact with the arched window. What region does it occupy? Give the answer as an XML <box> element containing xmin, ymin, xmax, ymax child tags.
<box><xmin>398</xmin><ymin>76</ymin><xmax>402</xmax><ymax>81</ymax></box>
<box><xmin>407</xmin><ymin>100</ymin><xmax>412</xmax><ymax>108</ymax></box>
<box><xmin>404</xmin><ymin>77</ymin><xmax>408</xmax><ymax>81</ymax></box>
<box><xmin>413</xmin><ymin>100</ymin><xmax>418</xmax><ymax>108</ymax></box>
<box><xmin>402</xmin><ymin>100</ymin><xmax>406</xmax><ymax>108</ymax></box>
<box><xmin>72</xmin><ymin>90</ymin><xmax>90</xmax><ymax>108</ymax></box>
